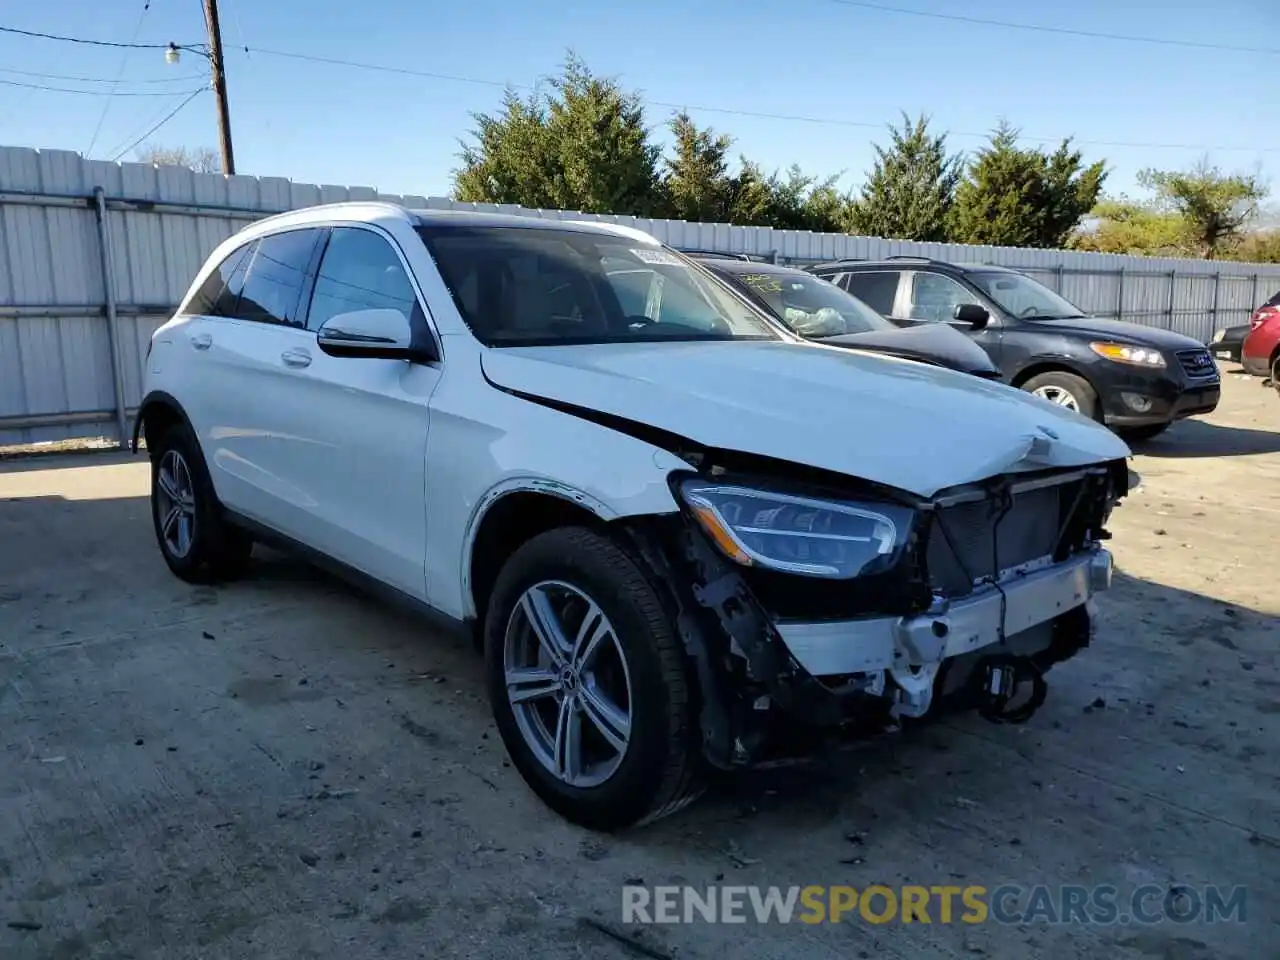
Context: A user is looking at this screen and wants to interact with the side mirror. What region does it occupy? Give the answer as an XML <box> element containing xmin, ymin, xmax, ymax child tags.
<box><xmin>317</xmin><ymin>308</ymin><xmax>423</xmax><ymax>360</ymax></box>
<box><xmin>954</xmin><ymin>303</ymin><xmax>990</xmax><ymax>330</ymax></box>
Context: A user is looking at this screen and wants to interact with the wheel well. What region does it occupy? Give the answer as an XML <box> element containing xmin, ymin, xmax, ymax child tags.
<box><xmin>1011</xmin><ymin>361</ymin><xmax>1092</xmax><ymax>390</ymax></box>
<box><xmin>139</xmin><ymin>399</ymin><xmax>183</xmax><ymax>454</ymax></box>
<box><xmin>468</xmin><ymin>492</ymin><xmax>605</xmax><ymax>625</ymax></box>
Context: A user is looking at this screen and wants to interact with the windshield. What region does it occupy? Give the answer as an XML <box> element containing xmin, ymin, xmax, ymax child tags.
<box><xmin>967</xmin><ymin>271</ymin><xmax>1087</xmax><ymax>320</ymax></box>
<box><xmin>718</xmin><ymin>269</ymin><xmax>895</xmax><ymax>337</ymax></box>
<box><xmin>416</xmin><ymin>226</ymin><xmax>781</xmax><ymax>346</ymax></box>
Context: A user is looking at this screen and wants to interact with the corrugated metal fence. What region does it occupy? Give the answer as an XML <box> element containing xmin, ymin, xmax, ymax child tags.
<box><xmin>3</xmin><ymin>145</ymin><xmax>1279</xmax><ymax>447</ymax></box>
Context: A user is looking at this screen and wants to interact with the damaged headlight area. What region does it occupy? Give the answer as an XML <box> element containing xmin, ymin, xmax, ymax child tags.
<box><xmin>678</xmin><ymin>480</ymin><xmax>915</xmax><ymax>579</ymax></box>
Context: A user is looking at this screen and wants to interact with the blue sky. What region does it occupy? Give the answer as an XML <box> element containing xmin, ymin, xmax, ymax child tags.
<box><xmin>1</xmin><ymin>0</ymin><xmax>1277</xmax><ymax>205</ymax></box>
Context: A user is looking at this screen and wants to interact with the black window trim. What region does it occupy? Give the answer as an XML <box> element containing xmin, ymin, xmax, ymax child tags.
<box><xmin>301</xmin><ymin>221</ymin><xmax>444</xmax><ymax>364</ymax></box>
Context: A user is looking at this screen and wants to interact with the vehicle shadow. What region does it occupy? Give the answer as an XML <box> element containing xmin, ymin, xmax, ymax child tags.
<box><xmin>1128</xmin><ymin>417</ymin><xmax>1280</xmax><ymax>458</ymax></box>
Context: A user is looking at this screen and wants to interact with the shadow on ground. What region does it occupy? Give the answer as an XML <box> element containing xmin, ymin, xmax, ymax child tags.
<box><xmin>1128</xmin><ymin>416</ymin><xmax>1280</xmax><ymax>458</ymax></box>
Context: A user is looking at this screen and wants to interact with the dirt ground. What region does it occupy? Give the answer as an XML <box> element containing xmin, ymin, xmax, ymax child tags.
<box><xmin>2</xmin><ymin>372</ymin><xmax>1277</xmax><ymax>960</ymax></box>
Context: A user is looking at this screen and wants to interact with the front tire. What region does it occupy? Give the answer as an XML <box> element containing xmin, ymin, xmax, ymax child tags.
<box><xmin>149</xmin><ymin>423</ymin><xmax>253</xmax><ymax>584</ymax></box>
<box><xmin>1021</xmin><ymin>371</ymin><xmax>1099</xmax><ymax>420</ymax></box>
<box><xmin>484</xmin><ymin>527</ymin><xmax>704</xmax><ymax>830</ymax></box>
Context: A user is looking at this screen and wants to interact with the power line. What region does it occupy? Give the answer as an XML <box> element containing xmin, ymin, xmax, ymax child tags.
<box><xmin>825</xmin><ymin>0</ymin><xmax>1277</xmax><ymax>56</ymax></box>
<box><xmin>242</xmin><ymin>46</ymin><xmax>1280</xmax><ymax>155</ymax></box>
<box><xmin>0</xmin><ymin>24</ymin><xmax>180</xmax><ymax>49</ymax></box>
<box><xmin>87</xmin><ymin>0</ymin><xmax>156</xmax><ymax>157</ymax></box>
<box><xmin>109</xmin><ymin>87</ymin><xmax>206</xmax><ymax>161</ymax></box>
<box><xmin>0</xmin><ymin>66</ymin><xmax>203</xmax><ymax>84</ymax></box>
<box><xmin>0</xmin><ymin>77</ymin><xmax>205</xmax><ymax>96</ymax></box>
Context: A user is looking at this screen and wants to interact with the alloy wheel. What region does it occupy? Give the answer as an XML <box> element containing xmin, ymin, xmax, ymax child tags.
<box><xmin>503</xmin><ymin>580</ymin><xmax>633</xmax><ymax>788</ymax></box>
<box><xmin>1031</xmin><ymin>384</ymin><xmax>1080</xmax><ymax>412</ymax></box>
<box><xmin>155</xmin><ymin>449</ymin><xmax>197</xmax><ymax>559</ymax></box>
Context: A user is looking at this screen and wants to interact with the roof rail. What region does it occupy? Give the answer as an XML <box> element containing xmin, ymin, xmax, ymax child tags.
<box><xmin>883</xmin><ymin>255</ymin><xmax>947</xmax><ymax>263</ymax></box>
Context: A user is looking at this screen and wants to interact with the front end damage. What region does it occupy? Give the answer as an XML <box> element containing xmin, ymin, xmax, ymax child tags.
<box><xmin>625</xmin><ymin>456</ymin><xmax>1129</xmax><ymax>770</ymax></box>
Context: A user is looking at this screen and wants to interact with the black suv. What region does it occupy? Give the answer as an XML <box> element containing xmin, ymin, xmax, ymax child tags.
<box><xmin>809</xmin><ymin>257</ymin><xmax>1220</xmax><ymax>441</ymax></box>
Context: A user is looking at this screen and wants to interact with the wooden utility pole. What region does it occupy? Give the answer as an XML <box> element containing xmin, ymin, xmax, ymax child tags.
<box><xmin>202</xmin><ymin>0</ymin><xmax>235</xmax><ymax>175</ymax></box>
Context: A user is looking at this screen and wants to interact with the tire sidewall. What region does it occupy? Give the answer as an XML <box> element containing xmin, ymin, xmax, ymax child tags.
<box><xmin>149</xmin><ymin>423</ymin><xmax>222</xmax><ymax>580</ymax></box>
<box><xmin>484</xmin><ymin>530</ymin><xmax>681</xmax><ymax>828</ymax></box>
<box><xmin>1023</xmin><ymin>372</ymin><xmax>1098</xmax><ymax>420</ymax></box>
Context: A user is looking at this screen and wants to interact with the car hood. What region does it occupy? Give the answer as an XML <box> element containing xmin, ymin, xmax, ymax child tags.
<box><xmin>1033</xmin><ymin>316</ymin><xmax>1204</xmax><ymax>350</ymax></box>
<box><xmin>816</xmin><ymin>323</ymin><xmax>1000</xmax><ymax>377</ymax></box>
<box><xmin>480</xmin><ymin>340</ymin><xmax>1130</xmax><ymax>499</ymax></box>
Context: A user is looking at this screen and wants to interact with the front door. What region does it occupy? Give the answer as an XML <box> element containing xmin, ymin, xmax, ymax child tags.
<box><xmin>901</xmin><ymin>271</ymin><xmax>1004</xmax><ymax>366</ymax></box>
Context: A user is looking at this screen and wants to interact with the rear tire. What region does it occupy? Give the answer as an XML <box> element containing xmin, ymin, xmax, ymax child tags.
<box><xmin>1117</xmin><ymin>423</ymin><xmax>1170</xmax><ymax>443</ymax></box>
<box><xmin>1272</xmin><ymin>355</ymin><xmax>1280</xmax><ymax>395</ymax></box>
<box><xmin>1021</xmin><ymin>371</ymin><xmax>1099</xmax><ymax>420</ymax></box>
<box><xmin>149</xmin><ymin>422</ymin><xmax>253</xmax><ymax>584</ymax></box>
<box><xmin>484</xmin><ymin>526</ymin><xmax>704</xmax><ymax>831</ymax></box>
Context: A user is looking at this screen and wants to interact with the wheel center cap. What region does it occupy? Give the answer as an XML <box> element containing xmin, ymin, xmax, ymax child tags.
<box><xmin>559</xmin><ymin>665</ymin><xmax>579</xmax><ymax>693</ymax></box>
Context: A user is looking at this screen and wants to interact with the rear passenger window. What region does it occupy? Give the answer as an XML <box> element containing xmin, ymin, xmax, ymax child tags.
<box><xmin>184</xmin><ymin>242</ymin><xmax>251</xmax><ymax>317</ymax></box>
<box><xmin>842</xmin><ymin>272</ymin><xmax>900</xmax><ymax>316</ymax></box>
<box><xmin>234</xmin><ymin>229</ymin><xmax>320</xmax><ymax>327</ymax></box>
<box><xmin>306</xmin><ymin>228</ymin><xmax>419</xmax><ymax>332</ymax></box>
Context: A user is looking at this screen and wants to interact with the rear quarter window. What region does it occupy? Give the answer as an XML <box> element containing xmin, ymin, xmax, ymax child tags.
<box><xmin>183</xmin><ymin>242</ymin><xmax>252</xmax><ymax>317</ymax></box>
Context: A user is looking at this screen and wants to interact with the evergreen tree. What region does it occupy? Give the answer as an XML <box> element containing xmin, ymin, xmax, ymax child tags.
<box><xmin>848</xmin><ymin>113</ymin><xmax>960</xmax><ymax>241</ymax></box>
<box><xmin>950</xmin><ymin>123</ymin><xmax>1105</xmax><ymax>248</ymax></box>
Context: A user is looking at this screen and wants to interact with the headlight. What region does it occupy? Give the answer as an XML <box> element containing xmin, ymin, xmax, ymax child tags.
<box><xmin>678</xmin><ymin>480</ymin><xmax>914</xmax><ymax>579</ymax></box>
<box><xmin>1210</xmin><ymin>329</ymin><xmax>1225</xmax><ymax>343</ymax></box>
<box><xmin>1089</xmin><ymin>341</ymin><xmax>1166</xmax><ymax>368</ymax></box>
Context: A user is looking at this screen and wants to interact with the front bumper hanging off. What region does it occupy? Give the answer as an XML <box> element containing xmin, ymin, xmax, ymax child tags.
<box><xmin>773</xmin><ymin>547</ymin><xmax>1114</xmax><ymax>718</ymax></box>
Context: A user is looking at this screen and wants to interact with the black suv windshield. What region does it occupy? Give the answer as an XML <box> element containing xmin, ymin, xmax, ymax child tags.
<box><xmin>967</xmin><ymin>271</ymin><xmax>1087</xmax><ymax>321</ymax></box>
<box><xmin>715</xmin><ymin>267</ymin><xmax>895</xmax><ymax>337</ymax></box>
<box><xmin>416</xmin><ymin>226</ymin><xmax>781</xmax><ymax>346</ymax></box>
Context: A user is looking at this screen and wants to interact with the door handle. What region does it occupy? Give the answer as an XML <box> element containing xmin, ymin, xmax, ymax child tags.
<box><xmin>190</xmin><ymin>332</ymin><xmax>212</xmax><ymax>351</ymax></box>
<box><xmin>280</xmin><ymin>347</ymin><xmax>312</xmax><ymax>368</ymax></box>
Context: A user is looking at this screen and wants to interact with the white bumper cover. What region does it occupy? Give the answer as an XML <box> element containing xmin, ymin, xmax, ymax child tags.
<box><xmin>774</xmin><ymin>548</ymin><xmax>1114</xmax><ymax>679</ymax></box>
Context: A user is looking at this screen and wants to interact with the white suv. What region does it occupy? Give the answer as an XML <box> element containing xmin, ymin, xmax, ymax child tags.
<box><xmin>135</xmin><ymin>203</ymin><xmax>1130</xmax><ymax>829</ymax></box>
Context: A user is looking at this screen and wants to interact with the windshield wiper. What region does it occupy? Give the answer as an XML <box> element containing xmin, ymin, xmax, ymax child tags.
<box><xmin>1023</xmin><ymin>313</ymin><xmax>1088</xmax><ymax>321</ymax></box>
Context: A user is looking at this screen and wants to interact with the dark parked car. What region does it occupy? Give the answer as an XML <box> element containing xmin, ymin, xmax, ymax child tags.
<box><xmin>809</xmin><ymin>257</ymin><xmax>1221</xmax><ymax>442</ymax></box>
<box><xmin>1209</xmin><ymin>324</ymin><xmax>1250</xmax><ymax>365</ymax></box>
<box><xmin>692</xmin><ymin>255</ymin><xmax>1002</xmax><ymax>379</ymax></box>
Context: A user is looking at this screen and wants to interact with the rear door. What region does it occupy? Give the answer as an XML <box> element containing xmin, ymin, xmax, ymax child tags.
<box><xmin>262</xmin><ymin>225</ymin><xmax>442</xmax><ymax>599</ymax></box>
<box><xmin>194</xmin><ymin>227</ymin><xmax>326</xmax><ymax>524</ymax></box>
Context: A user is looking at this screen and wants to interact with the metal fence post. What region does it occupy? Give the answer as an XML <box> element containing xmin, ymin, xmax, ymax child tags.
<box><xmin>1166</xmin><ymin>271</ymin><xmax>1177</xmax><ymax>330</ymax></box>
<box><xmin>1252</xmin><ymin>273</ymin><xmax>1260</xmax><ymax>312</ymax></box>
<box><xmin>1210</xmin><ymin>271</ymin><xmax>1220</xmax><ymax>338</ymax></box>
<box><xmin>92</xmin><ymin>186</ymin><xmax>130</xmax><ymax>450</ymax></box>
<box><xmin>1116</xmin><ymin>269</ymin><xmax>1126</xmax><ymax>321</ymax></box>
<box><xmin>1054</xmin><ymin>264</ymin><xmax>1064</xmax><ymax>292</ymax></box>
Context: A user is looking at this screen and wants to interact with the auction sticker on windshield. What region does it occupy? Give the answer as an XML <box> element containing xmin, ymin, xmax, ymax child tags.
<box><xmin>630</xmin><ymin>248</ymin><xmax>685</xmax><ymax>266</ymax></box>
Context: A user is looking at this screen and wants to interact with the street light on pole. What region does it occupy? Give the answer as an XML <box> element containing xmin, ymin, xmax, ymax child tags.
<box><xmin>165</xmin><ymin>0</ymin><xmax>235</xmax><ymax>175</ymax></box>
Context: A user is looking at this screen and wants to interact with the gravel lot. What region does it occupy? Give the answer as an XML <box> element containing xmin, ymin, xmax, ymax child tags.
<box><xmin>2</xmin><ymin>372</ymin><xmax>1277</xmax><ymax>960</ymax></box>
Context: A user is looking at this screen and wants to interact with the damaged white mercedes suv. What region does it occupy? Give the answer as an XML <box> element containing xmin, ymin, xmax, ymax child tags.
<box><xmin>135</xmin><ymin>203</ymin><xmax>1130</xmax><ymax>830</ymax></box>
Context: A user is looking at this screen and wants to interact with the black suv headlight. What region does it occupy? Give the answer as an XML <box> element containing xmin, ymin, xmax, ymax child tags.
<box><xmin>678</xmin><ymin>479</ymin><xmax>915</xmax><ymax>579</ymax></box>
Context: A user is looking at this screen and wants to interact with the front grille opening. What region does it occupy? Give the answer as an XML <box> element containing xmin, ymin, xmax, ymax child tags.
<box><xmin>926</xmin><ymin>479</ymin><xmax>1087</xmax><ymax>598</ymax></box>
<box><xmin>1175</xmin><ymin>348</ymin><xmax>1216</xmax><ymax>379</ymax></box>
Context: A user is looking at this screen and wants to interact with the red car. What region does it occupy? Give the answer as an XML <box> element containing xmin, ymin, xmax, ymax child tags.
<box><xmin>1242</xmin><ymin>290</ymin><xmax>1280</xmax><ymax>385</ymax></box>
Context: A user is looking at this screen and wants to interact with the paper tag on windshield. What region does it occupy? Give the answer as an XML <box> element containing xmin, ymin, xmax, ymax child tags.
<box><xmin>630</xmin><ymin>248</ymin><xmax>684</xmax><ymax>266</ymax></box>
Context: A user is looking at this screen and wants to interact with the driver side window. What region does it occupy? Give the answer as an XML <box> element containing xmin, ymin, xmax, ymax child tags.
<box><xmin>908</xmin><ymin>273</ymin><xmax>981</xmax><ymax>323</ymax></box>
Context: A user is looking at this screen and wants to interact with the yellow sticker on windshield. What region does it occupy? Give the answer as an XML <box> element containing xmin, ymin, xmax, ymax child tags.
<box><xmin>740</xmin><ymin>274</ymin><xmax>784</xmax><ymax>293</ymax></box>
